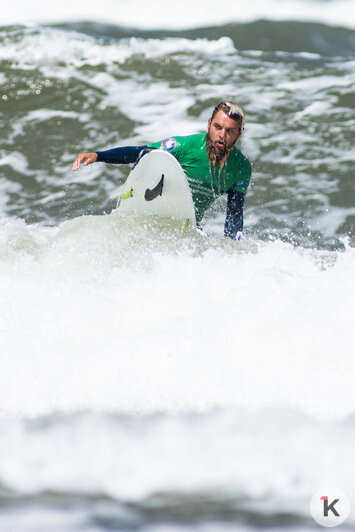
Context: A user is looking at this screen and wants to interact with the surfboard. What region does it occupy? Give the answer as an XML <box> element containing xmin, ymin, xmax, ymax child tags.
<box><xmin>116</xmin><ymin>149</ymin><xmax>196</xmax><ymax>228</ymax></box>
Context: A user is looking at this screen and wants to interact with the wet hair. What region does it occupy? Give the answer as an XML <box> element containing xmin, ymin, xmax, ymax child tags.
<box><xmin>210</xmin><ymin>101</ymin><xmax>245</xmax><ymax>131</ymax></box>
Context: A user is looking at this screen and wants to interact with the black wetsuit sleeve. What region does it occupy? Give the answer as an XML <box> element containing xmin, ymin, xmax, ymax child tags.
<box><xmin>224</xmin><ymin>189</ymin><xmax>245</xmax><ymax>239</ymax></box>
<box><xmin>96</xmin><ymin>145</ymin><xmax>147</xmax><ymax>164</ymax></box>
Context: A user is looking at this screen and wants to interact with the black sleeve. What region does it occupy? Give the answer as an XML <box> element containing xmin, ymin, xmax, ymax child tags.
<box><xmin>96</xmin><ymin>145</ymin><xmax>147</xmax><ymax>164</ymax></box>
<box><xmin>224</xmin><ymin>189</ymin><xmax>245</xmax><ymax>239</ymax></box>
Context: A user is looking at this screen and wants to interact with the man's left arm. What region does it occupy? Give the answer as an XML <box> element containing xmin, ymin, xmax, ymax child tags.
<box><xmin>224</xmin><ymin>189</ymin><xmax>245</xmax><ymax>239</ymax></box>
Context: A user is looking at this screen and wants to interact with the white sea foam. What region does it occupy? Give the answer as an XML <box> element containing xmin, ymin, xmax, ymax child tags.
<box><xmin>2</xmin><ymin>0</ymin><xmax>355</xmax><ymax>30</ymax></box>
<box><xmin>0</xmin><ymin>213</ymin><xmax>354</xmax><ymax>421</ymax></box>
<box><xmin>277</xmin><ymin>75</ymin><xmax>353</xmax><ymax>94</ymax></box>
<box><xmin>0</xmin><ymin>30</ymin><xmax>236</xmax><ymax>69</ymax></box>
<box><xmin>0</xmin><ymin>152</ymin><xmax>30</xmax><ymax>174</ymax></box>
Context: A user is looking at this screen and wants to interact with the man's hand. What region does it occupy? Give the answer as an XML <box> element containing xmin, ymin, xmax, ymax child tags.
<box><xmin>72</xmin><ymin>152</ymin><xmax>98</xmax><ymax>171</ymax></box>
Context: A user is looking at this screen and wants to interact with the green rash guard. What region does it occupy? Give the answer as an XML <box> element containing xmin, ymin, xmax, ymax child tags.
<box><xmin>146</xmin><ymin>134</ymin><xmax>251</xmax><ymax>222</ymax></box>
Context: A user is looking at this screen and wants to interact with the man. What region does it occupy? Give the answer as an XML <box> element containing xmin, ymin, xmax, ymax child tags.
<box><xmin>72</xmin><ymin>101</ymin><xmax>252</xmax><ymax>239</ymax></box>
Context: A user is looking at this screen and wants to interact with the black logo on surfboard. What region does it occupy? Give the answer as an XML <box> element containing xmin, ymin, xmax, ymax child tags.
<box><xmin>144</xmin><ymin>174</ymin><xmax>164</xmax><ymax>201</ymax></box>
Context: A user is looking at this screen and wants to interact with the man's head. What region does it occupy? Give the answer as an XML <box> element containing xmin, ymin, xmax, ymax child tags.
<box><xmin>207</xmin><ymin>101</ymin><xmax>245</xmax><ymax>164</ymax></box>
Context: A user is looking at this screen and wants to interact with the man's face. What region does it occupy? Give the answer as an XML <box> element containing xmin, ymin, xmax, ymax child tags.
<box><xmin>207</xmin><ymin>110</ymin><xmax>242</xmax><ymax>154</ymax></box>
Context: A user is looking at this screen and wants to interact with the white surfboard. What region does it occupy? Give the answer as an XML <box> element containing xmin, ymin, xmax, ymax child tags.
<box><xmin>116</xmin><ymin>149</ymin><xmax>196</xmax><ymax>227</ymax></box>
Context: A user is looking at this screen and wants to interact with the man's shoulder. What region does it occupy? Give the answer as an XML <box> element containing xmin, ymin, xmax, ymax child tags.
<box><xmin>175</xmin><ymin>133</ymin><xmax>205</xmax><ymax>142</ymax></box>
<box><xmin>170</xmin><ymin>133</ymin><xmax>206</xmax><ymax>149</ymax></box>
<box><xmin>231</xmin><ymin>146</ymin><xmax>251</xmax><ymax>171</ymax></box>
<box><xmin>147</xmin><ymin>133</ymin><xmax>205</xmax><ymax>153</ymax></box>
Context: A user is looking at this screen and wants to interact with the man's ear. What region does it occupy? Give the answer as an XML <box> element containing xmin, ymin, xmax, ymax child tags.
<box><xmin>207</xmin><ymin>118</ymin><xmax>211</xmax><ymax>129</ymax></box>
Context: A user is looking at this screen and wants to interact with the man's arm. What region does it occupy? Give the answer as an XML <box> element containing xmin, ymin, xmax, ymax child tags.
<box><xmin>224</xmin><ymin>189</ymin><xmax>245</xmax><ymax>239</ymax></box>
<box><xmin>72</xmin><ymin>146</ymin><xmax>146</xmax><ymax>171</ymax></box>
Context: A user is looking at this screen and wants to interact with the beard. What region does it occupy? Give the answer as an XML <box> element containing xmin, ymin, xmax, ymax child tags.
<box><xmin>206</xmin><ymin>132</ymin><xmax>234</xmax><ymax>168</ymax></box>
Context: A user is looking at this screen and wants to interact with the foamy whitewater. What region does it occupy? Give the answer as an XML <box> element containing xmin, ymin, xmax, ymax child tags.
<box><xmin>0</xmin><ymin>0</ymin><xmax>354</xmax><ymax>530</ymax></box>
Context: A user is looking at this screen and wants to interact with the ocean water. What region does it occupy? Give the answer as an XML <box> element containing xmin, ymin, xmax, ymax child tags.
<box><xmin>0</xmin><ymin>0</ymin><xmax>354</xmax><ymax>530</ymax></box>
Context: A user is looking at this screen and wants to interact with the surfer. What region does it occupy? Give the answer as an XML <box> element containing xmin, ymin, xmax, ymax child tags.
<box><xmin>72</xmin><ymin>101</ymin><xmax>251</xmax><ymax>239</ymax></box>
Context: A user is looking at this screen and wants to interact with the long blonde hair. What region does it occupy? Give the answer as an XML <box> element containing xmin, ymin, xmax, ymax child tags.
<box><xmin>210</xmin><ymin>101</ymin><xmax>245</xmax><ymax>132</ymax></box>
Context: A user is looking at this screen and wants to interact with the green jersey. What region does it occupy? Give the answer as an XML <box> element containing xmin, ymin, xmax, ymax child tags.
<box><xmin>147</xmin><ymin>134</ymin><xmax>251</xmax><ymax>222</ymax></box>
